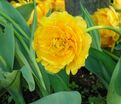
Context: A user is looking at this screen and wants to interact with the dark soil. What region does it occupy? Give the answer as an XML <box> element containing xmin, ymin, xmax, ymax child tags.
<box><xmin>0</xmin><ymin>88</ymin><xmax>40</xmax><ymax>104</ymax></box>
<box><xmin>70</xmin><ymin>68</ymin><xmax>107</xmax><ymax>104</ymax></box>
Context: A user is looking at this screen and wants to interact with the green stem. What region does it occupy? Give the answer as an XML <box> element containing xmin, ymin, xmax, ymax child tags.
<box><xmin>115</xmin><ymin>8</ymin><xmax>121</xmax><ymax>12</ymax></box>
<box><xmin>86</xmin><ymin>26</ymin><xmax>121</xmax><ymax>36</ymax></box>
<box><xmin>30</xmin><ymin>0</ymin><xmax>37</xmax><ymax>58</ymax></box>
<box><xmin>103</xmin><ymin>49</ymin><xmax>120</xmax><ymax>61</ymax></box>
<box><xmin>0</xmin><ymin>10</ymin><xmax>30</xmax><ymax>40</ymax></box>
<box><xmin>15</xmin><ymin>30</ymin><xmax>29</xmax><ymax>54</ymax></box>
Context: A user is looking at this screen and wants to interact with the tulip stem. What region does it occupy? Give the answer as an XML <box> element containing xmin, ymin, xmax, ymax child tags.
<box><xmin>115</xmin><ymin>8</ymin><xmax>121</xmax><ymax>12</ymax></box>
<box><xmin>86</xmin><ymin>26</ymin><xmax>121</xmax><ymax>36</ymax></box>
<box><xmin>103</xmin><ymin>49</ymin><xmax>120</xmax><ymax>61</ymax></box>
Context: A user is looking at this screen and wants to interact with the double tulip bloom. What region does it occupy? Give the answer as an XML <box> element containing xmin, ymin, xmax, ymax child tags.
<box><xmin>33</xmin><ymin>12</ymin><xmax>92</xmax><ymax>75</ymax></box>
<box><xmin>92</xmin><ymin>7</ymin><xmax>119</xmax><ymax>48</ymax></box>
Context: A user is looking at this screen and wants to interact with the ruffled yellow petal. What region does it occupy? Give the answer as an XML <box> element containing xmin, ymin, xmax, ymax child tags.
<box><xmin>33</xmin><ymin>11</ymin><xmax>92</xmax><ymax>75</ymax></box>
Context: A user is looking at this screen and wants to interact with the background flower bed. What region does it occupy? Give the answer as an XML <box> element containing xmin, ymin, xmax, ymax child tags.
<box><xmin>0</xmin><ymin>0</ymin><xmax>121</xmax><ymax>104</ymax></box>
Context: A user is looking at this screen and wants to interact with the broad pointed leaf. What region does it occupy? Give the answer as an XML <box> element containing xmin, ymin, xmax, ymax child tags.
<box><xmin>31</xmin><ymin>91</ymin><xmax>81</xmax><ymax>104</ymax></box>
<box><xmin>0</xmin><ymin>23</ymin><xmax>15</xmax><ymax>71</ymax></box>
<box><xmin>107</xmin><ymin>58</ymin><xmax>121</xmax><ymax>104</ymax></box>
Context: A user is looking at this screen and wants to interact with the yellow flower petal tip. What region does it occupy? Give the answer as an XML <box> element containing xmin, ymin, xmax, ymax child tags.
<box><xmin>33</xmin><ymin>11</ymin><xmax>92</xmax><ymax>75</ymax></box>
<box><xmin>50</xmin><ymin>0</ymin><xmax>65</xmax><ymax>11</ymax></box>
<box><xmin>92</xmin><ymin>7</ymin><xmax>120</xmax><ymax>48</ymax></box>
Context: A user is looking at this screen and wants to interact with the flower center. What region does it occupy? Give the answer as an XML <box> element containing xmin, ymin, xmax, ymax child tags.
<box><xmin>49</xmin><ymin>35</ymin><xmax>76</xmax><ymax>56</ymax></box>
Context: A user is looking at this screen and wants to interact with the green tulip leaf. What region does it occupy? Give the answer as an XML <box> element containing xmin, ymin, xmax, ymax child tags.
<box><xmin>86</xmin><ymin>48</ymin><xmax>116</xmax><ymax>88</ymax></box>
<box><xmin>31</xmin><ymin>91</ymin><xmax>81</xmax><ymax>104</ymax></box>
<box><xmin>17</xmin><ymin>3</ymin><xmax>34</xmax><ymax>21</ymax></box>
<box><xmin>0</xmin><ymin>23</ymin><xmax>15</xmax><ymax>71</ymax></box>
<box><xmin>107</xmin><ymin>58</ymin><xmax>121</xmax><ymax>104</ymax></box>
<box><xmin>21</xmin><ymin>65</ymin><xmax>35</xmax><ymax>92</ymax></box>
<box><xmin>0</xmin><ymin>0</ymin><xmax>31</xmax><ymax>38</ymax></box>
